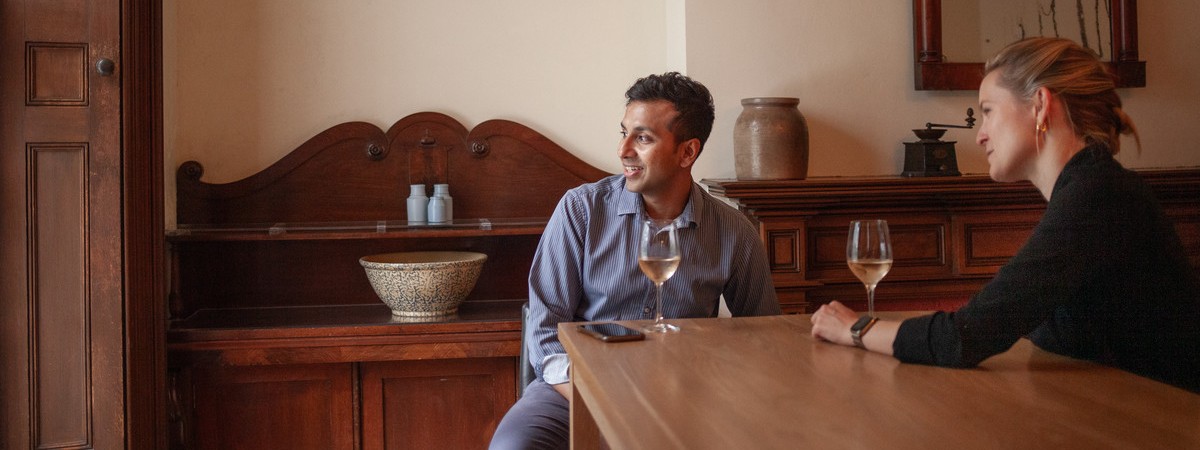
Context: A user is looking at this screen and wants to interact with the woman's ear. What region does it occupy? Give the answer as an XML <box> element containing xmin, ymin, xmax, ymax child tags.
<box><xmin>1033</xmin><ymin>86</ymin><xmax>1053</xmax><ymax>127</ymax></box>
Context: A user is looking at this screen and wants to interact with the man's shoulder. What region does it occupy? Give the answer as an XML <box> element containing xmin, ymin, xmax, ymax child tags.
<box><xmin>693</xmin><ymin>185</ymin><xmax>755</xmax><ymax>229</ymax></box>
<box><xmin>561</xmin><ymin>174</ymin><xmax>627</xmax><ymax>205</ymax></box>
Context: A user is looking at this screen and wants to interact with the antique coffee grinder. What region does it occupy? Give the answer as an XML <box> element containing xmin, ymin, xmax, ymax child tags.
<box><xmin>902</xmin><ymin>108</ymin><xmax>975</xmax><ymax>177</ymax></box>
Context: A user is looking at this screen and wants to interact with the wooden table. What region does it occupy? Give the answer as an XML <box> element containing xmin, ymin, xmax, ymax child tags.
<box><xmin>559</xmin><ymin>314</ymin><xmax>1200</xmax><ymax>449</ymax></box>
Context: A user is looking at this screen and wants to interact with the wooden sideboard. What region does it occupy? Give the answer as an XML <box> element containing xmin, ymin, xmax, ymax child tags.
<box><xmin>167</xmin><ymin>113</ymin><xmax>608</xmax><ymax>450</ymax></box>
<box><xmin>703</xmin><ymin>169</ymin><xmax>1200</xmax><ymax>314</ymax></box>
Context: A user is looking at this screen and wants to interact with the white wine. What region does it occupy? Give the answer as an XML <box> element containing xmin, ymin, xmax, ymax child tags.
<box><xmin>639</xmin><ymin>256</ymin><xmax>680</xmax><ymax>284</ymax></box>
<box><xmin>847</xmin><ymin>259</ymin><xmax>892</xmax><ymax>287</ymax></box>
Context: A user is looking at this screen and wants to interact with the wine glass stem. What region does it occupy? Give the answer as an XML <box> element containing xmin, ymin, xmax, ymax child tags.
<box><xmin>866</xmin><ymin>285</ymin><xmax>876</xmax><ymax>316</ymax></box>
<box><xmin>654</xmin><ymin>283</ymin><xmax>665</xmax><ymax>325</ymax></box>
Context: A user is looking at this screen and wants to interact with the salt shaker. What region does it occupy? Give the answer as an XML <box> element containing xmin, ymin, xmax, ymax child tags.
<box><xmin>406</xmin><ymin>184</ymin><xmax>428</xmax><ymax>224</ymax></box>
<box><xmin>433</xmin><ymin>183</ymin><xmax>453</xmax><ymax>223</ymax></box>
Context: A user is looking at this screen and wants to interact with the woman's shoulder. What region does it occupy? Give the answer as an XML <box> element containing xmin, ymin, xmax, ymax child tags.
<box><xmin>1055</xmin><ymin>147</ymin><xmax>1149</xmax><ymax>199</ymax></box>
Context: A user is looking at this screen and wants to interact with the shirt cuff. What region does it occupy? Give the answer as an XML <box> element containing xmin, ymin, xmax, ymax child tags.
<box><xmin>541</xmin><ymin>353</ymin><xmax>571</xmax><ymax>385</ymax></box>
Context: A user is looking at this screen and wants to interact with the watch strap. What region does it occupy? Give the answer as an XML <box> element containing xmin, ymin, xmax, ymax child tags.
<box><xmin>850</xmin><ymin>315</ymin><xmax>878</xmax><ymax>348</ymax></box>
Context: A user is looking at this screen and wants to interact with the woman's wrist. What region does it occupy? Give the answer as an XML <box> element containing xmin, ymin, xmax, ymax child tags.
<box><xmin>850</xmin><ymin>315</ymin><xmax>879</xmax><ymax>348</ymax></box>
<box><xmin>861</xmin><ymin>319</ymin><xmax>899</xmax><ymax>356</ymax></box>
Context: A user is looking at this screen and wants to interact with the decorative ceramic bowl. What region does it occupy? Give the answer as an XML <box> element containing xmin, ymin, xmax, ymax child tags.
<box><xmin>360</xmin><ymin>251</ymin><xmax>487</xmax><ymax>317</ymax></box>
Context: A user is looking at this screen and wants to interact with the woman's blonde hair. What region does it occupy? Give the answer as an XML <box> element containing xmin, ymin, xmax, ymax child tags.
<box><xmin>984</xmin><ymin>37</ymin><xmax>1140</xmax><ymax>155</ymax></box>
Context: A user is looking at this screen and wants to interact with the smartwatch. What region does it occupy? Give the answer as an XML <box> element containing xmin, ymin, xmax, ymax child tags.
<box><xmin>850</xmin><ymin>315</ymin><xmax>878</xmax><ymax>348</ymax></box>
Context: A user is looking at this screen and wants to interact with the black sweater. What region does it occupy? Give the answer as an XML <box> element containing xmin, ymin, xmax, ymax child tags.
<box><xmin>894</xmin><ymin>146</ymin><xmax>1200</xmax><ymax>393</ymax></box>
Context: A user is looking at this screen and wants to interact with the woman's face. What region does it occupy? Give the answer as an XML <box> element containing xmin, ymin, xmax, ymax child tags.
<box><xmin>976</xmin><ymin>72</ymin><xmax>1039</xmax><ymax>183</ymax></box>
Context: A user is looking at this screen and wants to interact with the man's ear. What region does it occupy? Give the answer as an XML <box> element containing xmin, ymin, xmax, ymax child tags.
<box><xmin>678</xmin><ymin>138</ymin><xmax>701</xmax><ymax>168</ymax></box>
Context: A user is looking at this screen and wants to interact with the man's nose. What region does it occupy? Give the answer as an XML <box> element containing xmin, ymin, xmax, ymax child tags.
<box><xmin>618</xmin><ymin>137</ymin><xmax>635</xmax><ymax>157</ymax></box>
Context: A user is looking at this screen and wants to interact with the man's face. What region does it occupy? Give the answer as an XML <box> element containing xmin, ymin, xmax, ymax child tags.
<box><xmin>618</xmin><ymin>100</ymin><xmax>692</xmax><ymax>196</ymax></box>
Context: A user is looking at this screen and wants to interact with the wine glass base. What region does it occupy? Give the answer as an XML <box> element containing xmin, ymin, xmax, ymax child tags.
<box><xmin>642</xmin><ymin>323</ymin><xmax>679</xmax><ymax>333</ymax></box>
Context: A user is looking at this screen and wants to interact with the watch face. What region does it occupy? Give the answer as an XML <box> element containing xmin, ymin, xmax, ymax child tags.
<box><xmin>851</xmin><ymin>315</ymin><xmax>874</xmax><ymax>332</ymax></box>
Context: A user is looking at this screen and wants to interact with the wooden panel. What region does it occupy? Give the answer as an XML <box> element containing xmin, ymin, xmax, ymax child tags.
<box><xmin>806</xmin><ymin>225</ymin><xmax>849</xmax><ymax>274</ymax></box>
<box><xmin>175</xmin><ymin>113</ymin><xmax>610</xmax><ymax>224</ymax></box>
<box><xmin>704</xmin><ymin>169</ymin><xmax>1200</xmax><ymax>312</ymax></box>
<box><xmin>889</xmin><ymin>221</ymin><xmax>947</xmax><ymax>271</ymax></box>
<box><xmin>766</xmin><ymin>229</ymin><xmax>800</xmax><ymax>272</ymax></box>
<box><xmin>3</xmin><ymin>0</ymin><xmax>147</xmax><ymax>448</ymax></box>
<box><xmin>1169</xmin><ymin>211</ymin><xmax>1200</xmax><ymax>271</ymax></box>
<box><xmin>170</xmin><ymin>234</ymin><xmax>539</xmax><ymax>316</ymax></box>
<box><xmin>189</xmin><ymin>364</ymin><xmax>355</xmax><ymax>450</ymax></box>
<box><xmin>805</xmin><ymin>278</ymin><xmax>983</xmax><ymax>313</ymax></box>
<box><xmin>806</xmin><ymin>215</ymin><xmax>949</xmax><ymax>281</ymax></box>
<box><xmin>953</xmin><ymin>211</ymin><xmax>1041</xmax><ymax>275</ymax></box>
<box><xmin>25</xmin><ymin>42</ymin><xmax>88</xmax><ymax>105</ymax></box>
<box><xmin>28</xmin><ymin>143</ymin><xmax>92</xmax><ymax>449</ymax></box>
<box><xmin>361</xmin><ymin>358</ymin><xmax>517</xmax><ymax>450</ymax></box>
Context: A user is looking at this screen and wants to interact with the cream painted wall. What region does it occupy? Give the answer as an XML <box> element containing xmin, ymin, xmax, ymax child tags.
<box><xmin>689</xmin><ymin>0</ymin><xmax>1199</xmax><ymax>179</ymax></box>
<box><xmin>164</xmin><ymin>0</ymin><xmax>675</xmax><ymax>225</ymax></box>
<box><xmin>165</xmin><ymin>1</ymin><xmax>1200</xmax><ymax>225</ymax></box>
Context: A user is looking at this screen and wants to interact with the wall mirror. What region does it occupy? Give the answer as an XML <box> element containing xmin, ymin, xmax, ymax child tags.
<box><xmin>913</xmin><ymin>0</ymin><xmax>1145</xmax><ymax>90</ymax></box>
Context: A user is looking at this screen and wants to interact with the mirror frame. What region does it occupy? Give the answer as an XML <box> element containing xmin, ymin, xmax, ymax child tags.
<box><xmin>914</xmin><ymin>0</ymin><xmax>1145</xmax><ymax>90</ymax></box>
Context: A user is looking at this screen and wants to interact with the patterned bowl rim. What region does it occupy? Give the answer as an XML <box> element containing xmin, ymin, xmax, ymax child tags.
<box><xmin>359</xmin><ymin>251</ymin><xmax>487</xmax><ymax>270</ymax></box>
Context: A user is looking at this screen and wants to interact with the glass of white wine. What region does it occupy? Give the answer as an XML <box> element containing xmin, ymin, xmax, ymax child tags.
<box><xmin>639</xmin><ymin>219</ymin><xmax>680</xmax><ymax>333</ymax></box>
<box><xmin>847</xmin><ymin>220</ymin><xmax>893</xmax><ymax>316</ymax></box>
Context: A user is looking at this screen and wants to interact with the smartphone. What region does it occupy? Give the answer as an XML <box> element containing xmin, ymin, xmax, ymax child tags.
<box><xmin>576</xmin><ymin>323</ymin><xmax>645</xmax><ymax>342</ymax></box>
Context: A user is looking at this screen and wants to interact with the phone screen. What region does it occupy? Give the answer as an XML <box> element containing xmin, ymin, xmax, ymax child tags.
<box><xmin>577</xmin><ymin>323</ymin><xmax>645</xmax><ymax>342</ymax></box>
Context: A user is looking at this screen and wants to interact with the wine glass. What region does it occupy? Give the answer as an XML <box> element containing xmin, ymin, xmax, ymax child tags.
<box><xmin>846</xmin><ymin>220</ymin><xmax>893</xmax><ymax>316</ymax></box>
<box><xmin>639</xmin><ymin>219</ymin><xmax>680</xmax><ymax>333</ymax></box>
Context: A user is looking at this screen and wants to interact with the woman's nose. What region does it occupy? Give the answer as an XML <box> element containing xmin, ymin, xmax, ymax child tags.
<box><xmin>975</xmin><ymin>128</ymin><xmax>987</xmax><ymax>147</ymax></box>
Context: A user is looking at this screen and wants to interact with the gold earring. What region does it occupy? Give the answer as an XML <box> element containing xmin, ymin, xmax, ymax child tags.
<box><xmin>1035</xmin><ymin>122</ymin><xmax>1045</xmax><ymax>154</ymax></box>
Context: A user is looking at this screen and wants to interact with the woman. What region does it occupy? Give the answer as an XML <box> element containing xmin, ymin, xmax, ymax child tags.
<box><xmin>810</xmin><ymin>37</ymin><xmax>1200</xmax><ymax>393</ymax></box>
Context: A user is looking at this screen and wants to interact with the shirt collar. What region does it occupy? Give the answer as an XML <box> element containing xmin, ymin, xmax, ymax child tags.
<box><xmin>615</xmin><ymin>178</ymin><xmax>702</xmax><ymax>230</ymax></box>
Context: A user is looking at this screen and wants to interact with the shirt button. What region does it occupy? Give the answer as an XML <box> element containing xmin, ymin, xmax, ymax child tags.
<box><xmin>643</xmin><ymin>307</ymin><xmax>652</xmax><ymax>314</ymax></box>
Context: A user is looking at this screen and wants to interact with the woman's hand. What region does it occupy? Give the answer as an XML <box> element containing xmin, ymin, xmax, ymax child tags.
<box><xmin>810</xmin><ymin>300</ymin><xmax>860</xmax><ymax>347</ymax></box>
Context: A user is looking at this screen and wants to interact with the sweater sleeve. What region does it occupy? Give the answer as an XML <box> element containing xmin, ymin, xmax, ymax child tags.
<box><xmin>894</xmin><ymin>152</ymin><xmax>1131</xmax><ymax>367</ymax></box>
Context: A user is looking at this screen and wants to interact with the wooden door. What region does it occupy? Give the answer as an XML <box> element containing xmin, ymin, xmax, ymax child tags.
<box><xmin>183</xmin><ymin>364</ymin><xmax>357</xmax><ymax>450</ymax></box>
<box><xmin>0</xmin><ymin>0</ymin><xmax>147</xmax><ymax>448</ymax></box>
<box><xmin>361</xmin><ymin>358</ymin><xmax>517</xmax><ymax>450</ymax></box>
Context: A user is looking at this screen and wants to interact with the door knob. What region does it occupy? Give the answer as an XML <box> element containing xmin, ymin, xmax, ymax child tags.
<box><xmin>96</xmin><ymin>58</ymin><xmax>115</xmax><ymax>76</ymax></box>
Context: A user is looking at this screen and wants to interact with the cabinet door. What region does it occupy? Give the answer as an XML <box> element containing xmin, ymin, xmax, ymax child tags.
<box><xmin>952</xmin><ymin>210</ymin><xmax>1042</xmax><ymax>275</ymax></box>
<box><xmin>361</xmin><ymin>358</ymin><xmax>517</xmax><ymax>450</ymax></box>
<box><xmin>188</xmin><ymin>363</ymin><xmax>355</xmax><ymax>450</ymax></box>
<box><xmin>806</xmin><ymin>214</ymin><xmax>953</xmax><ymax>281</ymax></box>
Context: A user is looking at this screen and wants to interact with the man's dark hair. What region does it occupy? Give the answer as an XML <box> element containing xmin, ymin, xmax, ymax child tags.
<box><xmin>624</xmin><ymin>72</ymin><xmax>715</xmax><ymax>151</ymax></box>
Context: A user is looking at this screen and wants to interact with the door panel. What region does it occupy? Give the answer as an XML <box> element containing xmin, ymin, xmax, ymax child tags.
<box><xmin>188</xmin><ymin>364</ymin><xmax>357</xmax><ymax>450</ymax></box>
<box><xmin>29</xmin><ymin>144</ymin><xmax>91</xmax><ymax>448</ymax></box>
<box><xmin>361</xmin><ymin>358</ymin><xmax>517</xmax><ymax>450</ymax></box>
<box><xmin>1</xmin><ymin>0</ymin><xmax>123</xmax><ymax>448</ymax></box>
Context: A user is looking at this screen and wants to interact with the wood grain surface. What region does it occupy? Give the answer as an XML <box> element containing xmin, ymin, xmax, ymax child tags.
<box><xmin>562</xmin><ymin>313</ymin><xmax>1200</xmax><ymax>449</ymax></box>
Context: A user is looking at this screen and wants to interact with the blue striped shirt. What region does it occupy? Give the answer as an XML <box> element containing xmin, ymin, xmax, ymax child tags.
<box><xmin>527</xmin><ymin>175</ymin><xmax>781</xmax><ymax>383</ymax></box>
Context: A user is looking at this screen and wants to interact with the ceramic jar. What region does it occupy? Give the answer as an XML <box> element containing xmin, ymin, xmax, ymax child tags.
<box><xmin>427</xmin><ymin>195</ymin><xmax>446</xmax><ymax>224</ymax></box>
<box><xmin>432</xmin><ymin>183</ymin><xmax>453</xmax><ymax>222</ymax></box>
<box><xmin>406</xmin><ymin>184</ymin><xmax>428</xmax><ymax>224</ymax></box>
<box><xmin>733</xmin><ymin>97</ymin><xmax>809</xmax><ymax>180</ymax></box>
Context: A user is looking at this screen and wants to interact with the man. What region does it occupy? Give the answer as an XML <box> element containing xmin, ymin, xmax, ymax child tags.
<box><xmin>490</xmin><ymin>72</ymin><xmax>780</xmax><ymax>449</ymax></box>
